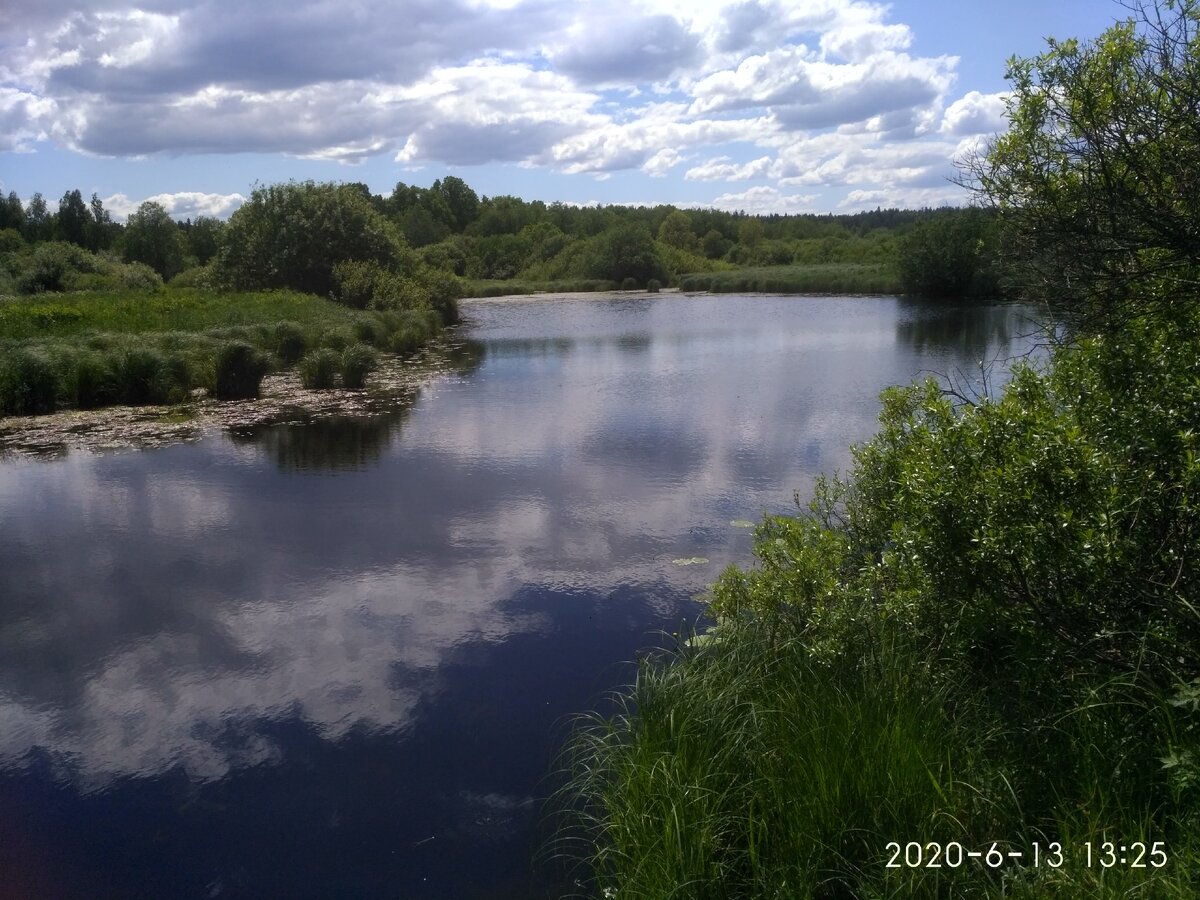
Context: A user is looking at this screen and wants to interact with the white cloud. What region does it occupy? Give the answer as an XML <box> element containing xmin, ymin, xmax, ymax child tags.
<box><xmin>838</xmin><ymin>185</ymin><xmax>967</xmax><ymax>210</ymax></box>
<box><xmin>685</xmin><ymin>154</ymin><xmax>774</xmax><ymax>181</ymax></box>
<box><xmin>0</xmin><ymin>0</ymin><xmax>987</xmax><ymax>207</ymax></box>
<box><xmin>104</xmin><ymin>191</ymin><xmax>247</xmax><ymax>221</ymax></box>
<box><xmin>641</xmin><ymin>147</ymin><xmax>686</xmax><ymax>176</ymax></box>
<box><xmin>0</xmin><ymin>87</ymin><xmax>56</xmax><ymax>152</ymax></box>
<box><xmin>710</xmin><ymin>185</ymin><xmax>817</xmax><ymax>213</ymax></box>
<box><xmin>940</xmin><ymin>90</ymin><xmax>1007</xmax><ymax>136</ymax></box>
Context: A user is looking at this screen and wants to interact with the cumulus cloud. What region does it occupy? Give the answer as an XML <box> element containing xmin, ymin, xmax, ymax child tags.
<box><xmin>940</xmin><ymin>90</ymin><xmax>1008</xmax><ymax>136</ymax></box>
<box><xmin>103</xmin><ymin>191</ymin><xmax>246</xmax><ymax>221</ymax></box>
<box><xmin>711</xmin><ymin>185</ymin><xmax>816</xmax><ymax>213</ymax></box>
<box><xmin>685</xmin><ymin>154</ymin><xmax>774</xmax><ymax>181</ymax></box>
<box><xmin>0</xmin><ymin>88</ymin><xmax>56</xmax><ymax>152</ymax></box>
<box><xmin>553</xmin><ymin>12</ymin><xmax>702</xmax><ymax>86</ymax></box>
<box><xmin>0</xmin><ymin>0</ymin><xmax>986</xmax><ymax>205</ymax></box>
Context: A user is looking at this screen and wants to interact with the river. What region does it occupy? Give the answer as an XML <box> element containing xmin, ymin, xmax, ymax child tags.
<box><xmin>0</xmin><ymin>294</ymin><xmax>1041</xmax><ymax>898</ymax></box>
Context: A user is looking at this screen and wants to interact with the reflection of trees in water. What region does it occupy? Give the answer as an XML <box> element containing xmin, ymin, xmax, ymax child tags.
<box><xmin>233</xmin><ymin>338</ymin><xmax>487</xmax><ymax>472</ymax></box>
<box><xmin>232</xmin><ymin>408</ymin><xmax>411</xmax><ymax>471</ymax></box>
<box><xmin>895</xmin><ymin>299</ymin><xmax>1040</xmax><ymax>365</ymax></box>
<box><xmin>439</xmin><ymin>337</ymin><xmax>487</xmax><ymax>373</ymax></box>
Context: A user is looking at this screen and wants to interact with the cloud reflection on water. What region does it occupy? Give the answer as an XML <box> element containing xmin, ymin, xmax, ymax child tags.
<box><xmin>0</xmin><ymin>295</ymin><xmax>1038</xmax><ymax>794</ymax></box>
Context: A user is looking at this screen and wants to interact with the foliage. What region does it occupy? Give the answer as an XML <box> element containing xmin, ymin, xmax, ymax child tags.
<box><xmin>590</xmin><ymin>223</ymin><xmax>667</xmax><ymax>287</ymax></box>
<box><xmin>898</xmin><ymin>208</ymin><xmax>1002</xmax><ymax>299</ymax></box>
<box><xmin>216</xmin><ymin>180</ymin><xmax>406</xmax><ymax>297</ymax></box>
<box><xmin>213</xmin><ymin>341</ymin><xmax>269</xmax><ymax>400</ymax></box>
<box><xmin>965</xmin><ymin>0</ymin><xmax>1200</xmax><ymax>328</ymax></box>
<box><xmin>340</xmin><ymin>343</ymin><xmax>378</xmax><ymax>389</ymax></box>
<box><xmin>0</xmin><ymin>348</ymin><xmax>58</xmax><ymax>415</ymax></box>
<box><xmin>273</xmin><ymin>321</ymin><xmax>308</xmax><ymax>364</ymax></box>
<box><xmin>124</xmin><ymin>201</ymin><xmax>187</xmax><ymax>280</ymax></box>
<box><xmin>298</xmin><ymin>348</ymin><xmax>341</xmax><ymax>389</ymax></box>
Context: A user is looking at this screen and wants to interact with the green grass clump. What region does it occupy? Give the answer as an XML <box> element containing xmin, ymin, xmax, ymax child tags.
<box><xmin>213</xmin><ymin>342</ymin><xmax>269</xmax><ymax>400</ymax></box>
<box><xmin>68</xmin><ymin>351</ymin><xmax>117</xmax><ymax>409</ymax></box>
<box><xmin>0</xmin><ymin>348</ymin><xmax>59</xmax><ymax>415</ymax></box>
<box><xmin>340</xmin><ymin>343</ymin><xmax>377</xmax><ymax>389</ymax></box>
<box><xmin>273</xmin><ymin>320</ymin><xmax>308</xmax><ymax>364</ymax></box>
<box><xmin>558</xmin><ymin>624</ymin><xmax>1007</xmax><ymax>899</ymax></box>
<box><xmin>298</xmin><ymin>348</ymin><xmax>341</xmax><ymax>389</ymax></box>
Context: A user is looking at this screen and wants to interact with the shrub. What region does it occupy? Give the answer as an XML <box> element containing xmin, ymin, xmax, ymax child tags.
<box><xmin>620</xmin><ymin>276</ymin><xmax>639</xmax><ymax>290</ymax></box>
<box><xmin>646</xmin><ymin>278</ymin><xmax>661</xmax><ymax>293</ymax></box>
<box><xmin>320</xmin><ymin>327</ymin><xmax>356</xmax><ymax>351</ymax></box>
<box><xmin>273</xmin><ymin>321</ymin><xmax>307</xmax><ymax>364</ymax></box>
<box><xmin>341</xmin><ymin>343</ymin><xmax>378</xmax><ymax>389</ymax></box>
<box><xmin>389</xmin><ymin>310</ymin><xmax>438</xmax><ymax>355</ymax></box>
<box><xmin>298</xmin><ymin>348</ymin><xmax>341</xmax><ymax>389</ymax></box>
<box><xmin>115</xmin><ymin>347</ymin><xmax>165</xmax><ymax>405</ymax></box>
<box><xmin>117</xmin><ymin>261</ymin><xmax>165</xmax><ymax>291</ymax></box>
<box><xmin>214</xmin><ymin>341</ymin><xmax>269</xmax><ymax>399</ymax></box>
<box><xmin>0</xmin><ymin>348</ymin><xmax>59</xmax><ymax>415</ymax></box>
<box><xmin>150</xmin><ymin>352</ymin><xmax>194</xmax><ymax>404</ymax></box>
<box><xmin>168</xmin><ymin>264</ymin><xmax>216</xmax><ymax>290</ymax></box>
<box><xmin>69</xmin><ymin>352</ymin><xmax>117</xmax><ymax>409</ymax></box>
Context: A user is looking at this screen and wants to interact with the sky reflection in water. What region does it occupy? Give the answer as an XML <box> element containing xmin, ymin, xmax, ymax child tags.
<box><xmin>0</xmin><ymin>295</ymin><xmax>1040</xmax><ymax>898</ymax></box>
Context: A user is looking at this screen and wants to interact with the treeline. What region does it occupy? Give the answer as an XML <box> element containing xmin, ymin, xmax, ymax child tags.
<box><xmin>0</xmin><ymin>178</ymin><xmax>1005</xmax><ymax>301</ymax></box>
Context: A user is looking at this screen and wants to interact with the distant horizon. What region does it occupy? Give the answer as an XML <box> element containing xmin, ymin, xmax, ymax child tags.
<box><xmin>2</xmin><ymin>0</ymin><xmax>1119</xmax><ymax>220</ymax></box>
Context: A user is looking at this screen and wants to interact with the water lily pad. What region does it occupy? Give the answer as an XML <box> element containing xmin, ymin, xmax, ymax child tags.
<box><xmin>672</xmin><ymin>556</ymin><xmax>709</xmax><ymax>566</ymax></box>
<box><xmin>730</xmin><ymin>519</ymin><xmax>755</xmax><ymax>528</ymax></box>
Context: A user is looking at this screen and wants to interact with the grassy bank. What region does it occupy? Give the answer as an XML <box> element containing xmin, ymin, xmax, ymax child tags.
<box><xmin>559</xmin><ymin>307</ymin><xmax>1200</xmax><ymax>898</ymax></box>
<box><xmin>462</xmin><ymin>277</ymin><xmax>619</xmax><ymax>298</ymax></box>
<box><xmin>0</xmin><ymin>288</ymin><xmax>445</xmax><ymax>416</ymax></box>
<box><xmin>680</xmin><ymin>262</ymin><xmax>902</xmax><ymax>294</ymax></box>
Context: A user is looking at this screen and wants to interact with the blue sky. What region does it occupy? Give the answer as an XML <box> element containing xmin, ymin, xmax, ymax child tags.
<box><xmin>0</xmin><ymin>0</ymin><xmax>1120</xmax><ymax>221</ymax></box>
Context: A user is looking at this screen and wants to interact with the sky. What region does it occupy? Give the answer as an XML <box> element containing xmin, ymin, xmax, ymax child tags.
<box><xmin>0</xmin><ymin>0</ymin><xmax>1122</xmax><ymax>221</ymax></box>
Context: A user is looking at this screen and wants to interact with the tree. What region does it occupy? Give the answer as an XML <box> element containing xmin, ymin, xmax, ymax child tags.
<box><xmin>182</xmin><ymin>215</ymin><xmax>223</xmax><ymax>265</ymax></box>
<box><xmin>88</xmin><ymin>193</ymin><xmax>115</xmax><ymax>252</ymax></box>
<box><xmin>657</xmin><ymin>210</ymin><xmax>699</xmax><ymax>251</ymax></box>
<box><xmin>217</xmin><ymin>181</ymin><xmax>407</xmax><ymax>296</ymax></box>
<box><xmin>23</xmin><ymin>192</ymin><xmax>51</xmax><ymax>242</ymax></box>
<box><xmin>590</xmin><ymin>223</ymin><xmax>667</xmax><ymax>286</ymax></box>
<box><xmin>898</xmin><ymin>208</ymin><xmax>1001</xmax><ymax>300</ymax></box>
<box><xmin>430</xmin><ymin>176</ymin><xmax>479</xmax><ymax>233</ymax></box>
<box><xmin>0</xmin><ymin>191</ymin><xmax>23</xmax><ymax>232</ymax></box>
<box><xmin>965</xmin><ymin>0</ymin><xmax>1200</xmax><ymax>330</ymax></box>
<box><xmin>737</xmin><ymin>218</ymin><xmax>764</xmax><ymax>249</ymax></box>
<box><xmin>56</xmin><ymin>189</ymin><xmax>90</xmax><ymax>248</ymax></box>
<box><xmin>124</xmin><ymin>201</ymin><xmax>186</xmax><ymax>280</ymax></box>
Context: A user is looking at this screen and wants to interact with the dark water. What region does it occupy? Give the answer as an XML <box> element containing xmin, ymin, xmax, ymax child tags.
<box><xmin>0</xmin><ymin>295</ymin><xmax>1040</xmax><ymax>899</ymax></box>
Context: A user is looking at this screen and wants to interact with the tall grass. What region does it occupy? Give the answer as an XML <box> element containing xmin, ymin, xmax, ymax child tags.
<box><xmin>0</xmin><ymin>287</ymin><xmax>451</xmax><ymax>417</ymax></box>
<box><xmin>556</xmin><ymin>621</ymin><xmax>1014</xmax><ymax>899</ymax></box>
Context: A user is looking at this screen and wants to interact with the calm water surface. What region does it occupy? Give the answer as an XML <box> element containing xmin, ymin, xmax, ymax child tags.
<box><xmin>0</xmin><ymin>295</ymin><xmax>1040</xmax><ymax>898</ymax></box>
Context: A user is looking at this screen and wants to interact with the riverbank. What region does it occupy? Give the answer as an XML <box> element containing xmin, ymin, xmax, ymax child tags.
<box><xmin>0</xmin><ymin>337</ymin><xmax>481</xmax><ymax>458</ymax></box>
<box><xmin>0</xmin><ymin>287</ymin><xmax>452</xmax><ymax>421</ymax></box>
<box><xmin>561</xmin><ymin>306</ymin><xmax>1200</xmax><ymax>897</ymax></box>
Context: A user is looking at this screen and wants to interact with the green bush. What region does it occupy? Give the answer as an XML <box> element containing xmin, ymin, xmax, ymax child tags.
<box><xmin>646</xmin><ymin>278</ymin><xmax>661</xmax><ymax>293</ymax></box>
<box><xmin>168</xmin><ymin>264</ymin><xmax>216</xmax><ymax>290</ymax></box>
<box><xmin>341</xmin><ymin>343</ymin><xmax>377</xmax><ymax>389</ymax></box>
<box><xmin>0</xmin><ymin>348</ymin><xmax>59</xmax><ymax>414</ymax></box>
<box><xmin>69</xmin><ymin>352</ymin><xmax>117</xmax><ymax>409</ymax></box>
<box><xmin>298</xmin><ymin>348</ymin><xmax>341</xmax><ymax>389</ymax></box>
<box><xmin>273</xmin><ymin>321</ymin><xmax>307</xmax><ymax>364</ymax></box>
<box><xmin>620</xmin><ymin>276</ymin><xmax>639</xmax><ymax>290</ymax></box>
<box><xmin>213</xmin><ymin>341</ymin><xmax>269</xmax><ymax>399</ymax></box>
<box><xmin>115</xmin><ymin>347</ymin><xmax>165</xmax><ymax>405</ymax></box>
